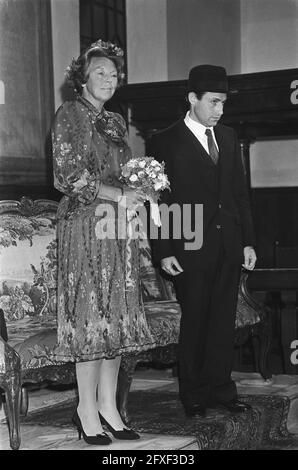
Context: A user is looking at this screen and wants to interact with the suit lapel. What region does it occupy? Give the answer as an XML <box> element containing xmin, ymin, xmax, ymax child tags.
<box><xmin>214</xmin><ymin>125</ymin><xmax>233</xmax><ymax>194</ymax></box>
<box><xmin>172</xmin><ymin>120</ymin><xmax>234</xmax><ymax>187</ymax></box>
<box><xmin>176</xmin><ymin>119</ymin><xmax>215</xmax><ymax>168</ymax></box>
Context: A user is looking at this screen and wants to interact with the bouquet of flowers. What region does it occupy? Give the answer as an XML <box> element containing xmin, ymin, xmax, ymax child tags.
<box><xmin>120</xmin><ymin>156</ymin><xmax>170</xmax><ymax>226</ymax></box>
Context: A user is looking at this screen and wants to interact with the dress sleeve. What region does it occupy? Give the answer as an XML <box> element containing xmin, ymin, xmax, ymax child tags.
<box><xmin>52</xmin><ymin>102</ymin><xmax>99</xmax><ymax>203</ymax></box>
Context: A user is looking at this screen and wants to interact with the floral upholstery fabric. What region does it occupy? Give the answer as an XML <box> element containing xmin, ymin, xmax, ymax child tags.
<box><xmin>0</xmin><ymin>200</ymin><xmax>58</xmax><ymax>351</ymax></box>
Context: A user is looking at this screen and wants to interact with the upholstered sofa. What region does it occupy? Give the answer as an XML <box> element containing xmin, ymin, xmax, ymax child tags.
<box><xmin>0</xmin><ymin>197</ymin><xmax>270</xmax><ymax>450</ymax></box>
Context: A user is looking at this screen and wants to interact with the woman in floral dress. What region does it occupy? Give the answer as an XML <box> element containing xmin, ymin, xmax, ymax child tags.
<box><xmin>51</xmin><ymin>40</ymin><xmax>155</xmax><ymax>445</ymax></box>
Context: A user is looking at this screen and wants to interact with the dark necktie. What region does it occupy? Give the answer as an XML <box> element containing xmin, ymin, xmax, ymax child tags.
<box><xmin>205</xmin><ymin>129</ymin><xmax>219</xmax><ymax>165</ymax></box>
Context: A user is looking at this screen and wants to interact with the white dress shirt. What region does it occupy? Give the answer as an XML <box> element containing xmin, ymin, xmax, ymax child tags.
<box><xmin>184</xmin><ymin>111</ymin><xmax>219</xmax><ymax>154</ymax></box>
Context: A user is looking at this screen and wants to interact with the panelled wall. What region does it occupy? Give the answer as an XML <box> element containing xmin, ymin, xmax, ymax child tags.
<box><xmin>0</xmin><ymin>0</ymin><xmax>55</xmax><ymax>198</ymax></box>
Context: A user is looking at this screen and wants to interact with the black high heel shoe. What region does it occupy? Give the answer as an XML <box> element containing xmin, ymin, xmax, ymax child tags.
<box><xmin>98</xmin><ymin>411</ymin><xmax>140</xmax><ymax>440</ymax></box>
<box><xmin>72</xmin><ymin>409</ymin><xmax>112</xmax><ymax>445</ymax></box>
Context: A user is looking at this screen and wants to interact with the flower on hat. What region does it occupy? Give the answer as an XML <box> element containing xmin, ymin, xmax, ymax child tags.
<box><xmin>88</xmin><ymin>39</ymin><xmax>124</xmax><ymax>57</ymax></box>
<box><xmin>65</xmin><ymin>39</ymin><xmax>124</xmax><ymax>89</ymax></box>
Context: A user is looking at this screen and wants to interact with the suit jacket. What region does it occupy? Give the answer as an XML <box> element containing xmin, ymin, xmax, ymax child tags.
<box><xmin>147</xmin><ymin>118</ymin><xmax>256</xmax><ymax>271</ymax></box>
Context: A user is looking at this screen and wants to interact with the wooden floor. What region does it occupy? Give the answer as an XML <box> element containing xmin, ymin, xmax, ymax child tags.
<box><xmin>1</xmin><ymin>369</ymin><xmax>298</xmax><ymax>451</ymax></box>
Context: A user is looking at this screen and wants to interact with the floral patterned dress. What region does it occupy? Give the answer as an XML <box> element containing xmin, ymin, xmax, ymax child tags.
<box><xmin>51</xmin><ymin>96</ymin><xmax>155</xmax><ymax>362</ymax></box>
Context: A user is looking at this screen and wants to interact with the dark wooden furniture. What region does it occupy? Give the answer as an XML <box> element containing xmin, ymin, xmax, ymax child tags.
<box><xmin>248</xmin><ymin>268</ymin><xmax>298</xmax><ymax>374</ymax></box>
<box><xmin>116</xmin><ymin>67</ymin><xmax>298</xmax><ymax>153</ymax></box>
<box><xmin>0</xmin><ymin>334</ymin><xmax>21</xmax><ymax>450</ymax></box>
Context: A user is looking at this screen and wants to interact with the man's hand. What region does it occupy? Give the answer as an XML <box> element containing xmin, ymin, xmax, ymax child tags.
<box><xmin>242</xmin><ymin>246</ymin><xmax>257</xmax><ymax>270</ymax></box>
<box><xmin>161</xmin><ymin>256</ymin><xmax>184</xmax><ymax>276</ymax></box>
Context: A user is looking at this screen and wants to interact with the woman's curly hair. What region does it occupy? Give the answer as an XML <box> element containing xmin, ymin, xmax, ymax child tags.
<box><xmin>65</xmin><ymin>40</ymin><xmax>125</xmax><ymax>94</ymax></box>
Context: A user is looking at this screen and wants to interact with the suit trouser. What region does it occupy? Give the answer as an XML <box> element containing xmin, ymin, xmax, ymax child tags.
<box><xmin>174</xmin><ymin>245</ymin><xmax>241</xmax><ymax>408</ymax></box>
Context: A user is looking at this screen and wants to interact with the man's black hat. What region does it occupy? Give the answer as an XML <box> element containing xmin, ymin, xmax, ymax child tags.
<box><xmin>188</xmin><ymin>64</ymin><xmax>228</xmax><ymax>94</ymax></box>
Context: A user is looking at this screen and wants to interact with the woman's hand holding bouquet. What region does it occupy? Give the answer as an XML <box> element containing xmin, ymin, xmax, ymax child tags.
<box><xmin>119</xmin><ymin>187</ymin><xmax>147</xmax><ymax>210</ymax></box>
<box><xmin>120</xmin><ymin>156</ymin><xmax>170</xmax><ymax>226</ymax></box>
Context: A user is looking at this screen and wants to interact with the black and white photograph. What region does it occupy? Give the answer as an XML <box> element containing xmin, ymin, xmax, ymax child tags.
<box><xmin>0</xmin><ymin>0</ymin><xmax>298</xmax><ymax>456</ymax></box>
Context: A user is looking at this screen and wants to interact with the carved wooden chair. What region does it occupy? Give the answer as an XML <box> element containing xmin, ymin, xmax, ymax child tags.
<box><xmin>0</xmin><ymin>197</ymin><xmax>270</xmax><ymax>449</ymax></box>
<box><xmin>0</xmin><ymin>335</ymin><xmax>21</xmax><ymax>450</ymax></box>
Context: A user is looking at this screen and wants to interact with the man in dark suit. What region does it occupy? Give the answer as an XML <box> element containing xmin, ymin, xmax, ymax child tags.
<box><xmin>148</xmin><ymin>65</ymin><xmax>257</xmax><ymax>417</ymax></box>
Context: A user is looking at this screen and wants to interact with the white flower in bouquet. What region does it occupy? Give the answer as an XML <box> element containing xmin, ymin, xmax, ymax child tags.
<box><xmin>121</xmin><ymin>167</ymin><xmax>131</xmax><ymax>178</ymax></box>
<box><xmin>129</xmin><ymin>174</ymin><xmax>138</xmax><ymax>183</ymax></box>
<box><xmin>120</xmin><ymin>156</ymin><xmax>170</xmax><ymax>226</ymax></box>
<box><xmin>154</xmin><ymin>181</ymin><xmax>165</xmax><ymax>191</ymax></box>
<box><xmin>127</xmin><ymin>158</ymin><xmax>138</xmax><ymax>167</ymax></box>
